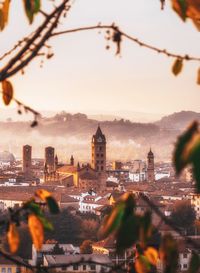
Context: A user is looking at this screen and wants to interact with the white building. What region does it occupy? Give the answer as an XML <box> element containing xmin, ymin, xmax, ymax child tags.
<box><xmin>43</xmin><ymin>254</ymin><xmax>112</xmax><ymax>272</ymax></box>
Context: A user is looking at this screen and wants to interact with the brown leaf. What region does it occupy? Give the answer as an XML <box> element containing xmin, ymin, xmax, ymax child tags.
<box><xmin>2</xmin><ymin>80</ymin><xmax>13</xmax><ymax>105</ymax></box>
<box><xmin>7</xmin><ymin>223</ymin><xmax>20</xmax><ymax>253</ymax></box>
<box><xmin>0</xmin><ymin>0</ymin><xmax>10</xmax><ymax>31</ymax></box>
<box><xmin>28</xmin><ymin>214</ymin><xmax>44</xmax><ymax>250</ymax></box>
<box><xmin>172</xmin><ymin>58</ymin><xmax>183</xmax><ymax>76</ymax></box>
<box><xmin>197</xmin><ymin>67</ymin><xmax>200</xmax><ymax>85</ymax></box>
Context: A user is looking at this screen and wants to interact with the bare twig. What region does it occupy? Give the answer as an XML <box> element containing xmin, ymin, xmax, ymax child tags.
<box><xmin>51</xmin><ymin>24</ymin><xmax>200</xmax><ymax>62</ymax></box>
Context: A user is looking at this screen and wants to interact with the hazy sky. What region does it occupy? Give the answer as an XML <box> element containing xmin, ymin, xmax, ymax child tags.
<box><xmin>0</xmin><ymin>0</ymin><xmax>200</xmax><ymax>117</ymax></box>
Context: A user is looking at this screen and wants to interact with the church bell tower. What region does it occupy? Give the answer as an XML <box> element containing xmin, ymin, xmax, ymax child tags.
<box><xmin>91</xmin><ymin>125</ymin><xmax>106</xmax><ymax>174</ymax></box>
<box><xmin>147</xmin><ymin>148</ymin><xmax>155</xmax><ymax>182</ymax></box>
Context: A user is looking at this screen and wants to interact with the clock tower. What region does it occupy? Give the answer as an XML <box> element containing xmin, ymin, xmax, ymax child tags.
<box><xmin>91</xmin><ymin>125</ymin><xmax>106</xmax><ymax>174</ymax></box>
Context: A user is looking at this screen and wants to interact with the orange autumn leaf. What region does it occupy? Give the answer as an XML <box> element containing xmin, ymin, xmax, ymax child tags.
<box><xmin>28</xmin><ymin>214</ymin><xmax>44</xmax><ymax>250</ymax></box>
<box><xmin>144</xmin><ymin>247</ymin><xmax>159</xmax><ymax>266</ymax></box>
<box><xmin>35</xmin><ymin>189</ymin><xmax>51</xmax><ymax>201</ymax></box>
<box><xmin>2</xmin><ymin>80</ymin><xmax>13</xmax><ymax>105</ymax></box>
<box><xmin>0</xmin><ymin>0</ymin><xmax>10</xmax><ymax>31</ymax></box>
<box><xmin>7</xmin><ymin>223</ymin><xmax>20</xmax><ymax>253</ymax></box>
<box><xmin>135</xmin><ymin>255</ymin><xmax>151</xmax><ymax>273</ymax></box>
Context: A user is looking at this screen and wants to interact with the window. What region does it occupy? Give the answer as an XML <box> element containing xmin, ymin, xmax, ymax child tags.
<box><xmin>101</xmin><ymin>160</ymin><xmax>104</xmax><ymax>164</ymax></box>
<box><xmin>97</xmin><ymin>153</ymin><xmax>99</xmax><ymax>157</ymax></box>
<box><xmin>101</xmin><ymin>166</ymin><xmax>104</xmax><ymax>170</ymax></box>
<box><xmin>90</xmin><ymin>265</ymin><xmax>96</xmax><ymax>270</ymax></box>
<box><xmin>183</xmin><ymin>264</ymin><xmax>188</xmax><ymax>269</ymax></box>
<box><xmin>61</xmin><ymin>267</ymin><xmax>66</xmax><ymax>271</ymax></box>
<box><xmin>73</xmin><ymin>265</ymin><xmax>78</xmax><ymax>271</ymax></box>
<box><xmin>101</xmin><ymin>153</ymin><xmax>103</xmax><ymax>157</ymax></box>
<box><xmin>83</xmin><ymin>265</ymin><xmax>86</xmax><ymax>270</ymax></box>
<box><xmin>1</xmin><ymin>269</ymin><xmax>6</xmax><ymax>273</ymax></box>
<box><xmin>99</xmin><ymin>147</ymin><xmax>102</xmax><ymax>151</ymax></box>
<box><xmin>183</xmin><ymin>253</ymin><xmax>188</xmax><ymax>258</ymax></box>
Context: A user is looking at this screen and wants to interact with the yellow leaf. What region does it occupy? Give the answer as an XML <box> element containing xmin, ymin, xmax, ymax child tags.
<box><xmin>28</xmin><ymin>214</ymin><xmax>44</xmax><ymax>250</ymax></box>
<box><xmin>144</xmin><ymin>247</ymin><xmax>159</xmax><ymax>266</ymax></box>
<box><xmin>172</xmin><ymin>58</ymin><xmax>183</xmax><ymax>76</ymax></box>
<box><xmin>35</xmin><ymin>189</ymin><xmax>51</xmax><ymax>201</ymax></box>
<box><xmin>2</xmin><ymin>80</ymin><xmax>13</xmax><ymax>106</ymax></box>
<box><xmin>7</xmin><ymin>223</ymin><xmax>20</xmax><ymax>253</ymax></box>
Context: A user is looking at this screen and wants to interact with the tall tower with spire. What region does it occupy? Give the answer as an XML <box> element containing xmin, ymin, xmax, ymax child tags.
<box><xmin>147</xmin><ymin>148</ymin><xmax>155</xmax><ymax>182</ymax></box>
<box><xmin>91</xmin><ymin>125</ymin><xmax>106</xmax><ymax>174</ymax></box>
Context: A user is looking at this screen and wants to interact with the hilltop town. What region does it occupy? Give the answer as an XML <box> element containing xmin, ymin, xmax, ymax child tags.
<box><xmin>0</xmin><ymin>125</ymin><xmax>198</xmax><ymax>272</ymax></box>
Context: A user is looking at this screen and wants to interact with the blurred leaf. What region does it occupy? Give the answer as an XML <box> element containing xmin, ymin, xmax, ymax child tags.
<box><xmin>2</xmin><ymin>80</ymin><xmax>13</xmax><ymax>106</ymax></box>
<box><xmin>46</xmin><ymin>196</ymin><xmax>60</xmax><ymax>214</ymax></box>
<box><xmin>192</xmin><ymin>157</ymin><xmax>200</xmax><ymax>192</ymax></box>
<box><xmin>25</xmin><ymin>200</ymin><xmax>42</xmax><ymax>216</ymax></box>
<box><xmin>35</xmin><ymin>189</ymin><xmax>52</xmax><ymax>201</ymax></box>
<box><xmin>98</xmin><ymin>192</ymin><xmax>135</xmax><ymax>239</ymax></box>
<box><xmin>159</xmin><ymin>234</ymin><xmax>179</xmax><ymax>273</ymax></box>
<box><xmin>139</xmin><ymin>211</ymin><xmax>152</xmax><ymax>248</ymax></box>
<box><xmin>172</xmin><ymin>58</ymin><xmax>183</xmax><ymax>76</ymax></box>
<box><xmin>188</xmin><ymin>252</ymin><xmax>200</xmax><ymax>273</ymax></box>
<box><xmin>98</xmin><ymin>202</ymin><xmax>126</xmax><ymax>239</ymax></box>
<box><xmin>135</xmin><ymin>255</ymin><xmax>151</xmax><ymax>273</ymax></box>
<box><xmin>28</xmin><ymin>214</ymin><xmax>44</xmax><ymax>250</ymax></box>
<box><xmin>0</xmin><ymin>0</ymin><xmax>10</xmax><ymax>31</ymax></box>
<box><xmin>197</xmin><ymin>68</ymin><xmax>200</xmax><ymax>85</ymax></box>
<box><xmin>144</xmin><ymin>247</ymin><xmax>159</xmax><ymax>266</ymax></box>
<box><xmin>116</xmin><ymin>214</ymin><xmax>140</xmax><ymax>251</ymax></box>
<box><xmin>173</xmin><ymin>121</ymin><xmax>199</xmax><ymax>174</ymax></box>
<box><xmin>173</xmin><ymin>121</ymin><xmax>200</xmax><ymax>192</ymax></box>
<box><xmin>38</xmin><ymin>215</ymin><xmax>54</xmax><ymax>231</ymax></box>
<box><xmin>7</xmin><ymin>223</ymin><xmax>20</xmax><ymax>254</ymax></box>
<box><xmin>171</xmin><ymin>0</ymin><xmax>188</xmax><ymax>21</ymax></box>
<box><xmin>171</xmin><ymin>0</ymin><xmax>200</xmax><ymax>30</ymax></box>
<box><xmin>23</xmin><ymin>0</ymin><xmax>41</xmax><ymax>24</ymax></box>
<box><xmin>25</xmin><ymin>201</ymin><xmax>54</xmax><ymax>230</ymax></box>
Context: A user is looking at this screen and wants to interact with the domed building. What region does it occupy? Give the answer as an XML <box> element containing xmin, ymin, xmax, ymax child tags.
<box><xmin>0</xmin><ymin>151</ymin><xmax>15</xmax><ymax>163</ymax></box>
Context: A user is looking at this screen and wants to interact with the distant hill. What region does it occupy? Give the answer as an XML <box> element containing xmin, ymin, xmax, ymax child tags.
<box><xmin>155</xmin><ymin>111</ymin><xmax>200</xmax><ymax>130</ymax></box>
<box><xmin>0</xmin><ymin>110</ymin><xmax>198</xmax><ymax>161</ymax></box>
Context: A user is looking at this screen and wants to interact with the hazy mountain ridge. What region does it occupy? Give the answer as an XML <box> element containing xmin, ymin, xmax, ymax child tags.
<box><xmin>0</xmin><ymin>110</ymin><xmax>199</xmax><ymax>161</ymax></box>
<box><xmin>156</xmin><ymin>111</ymin><xmax>200</xmax><ymax>129</ymax></box>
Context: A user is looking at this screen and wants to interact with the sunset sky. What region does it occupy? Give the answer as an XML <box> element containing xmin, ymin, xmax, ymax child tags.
<box><xmin>0</xmin><ymin>0</ymin><xmax>200</xmax><ymax>118</ymax></box>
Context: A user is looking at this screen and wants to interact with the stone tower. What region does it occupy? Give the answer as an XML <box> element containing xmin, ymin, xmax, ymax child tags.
<box><xmin>147</xmin><ymin>148</ymin><xmax>155</xmax><ymax>182</ymax></box>
<box><xmin>45</xmin><ymin>146</ymin><xmax>55</xmax><ymax>172</ymax></box>
<box><xmin>22</xmin><ymin>145</ymin><xmax>32</xmax><ymax>176</ymax></box>
<box><xmin>70</xmin><ymin>155</ymin><xmax>74</xmax><ymax>166</ymax></box>
<box><xmin>91</xmin><ymin>125</ymin><xmax>106</xmax><ymax>174</ymax></box>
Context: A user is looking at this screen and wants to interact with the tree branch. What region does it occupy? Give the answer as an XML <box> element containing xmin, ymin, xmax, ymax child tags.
<box><xmin>51</xmin><ymin>24</ymin><xmax>200</xmax><ymax>62</ymax></box>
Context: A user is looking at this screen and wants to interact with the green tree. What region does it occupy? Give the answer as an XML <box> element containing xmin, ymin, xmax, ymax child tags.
<box><xmin>170</xmin><ymin>200</ymin><xmax>196</xmax><ymax>231</ymax></box>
